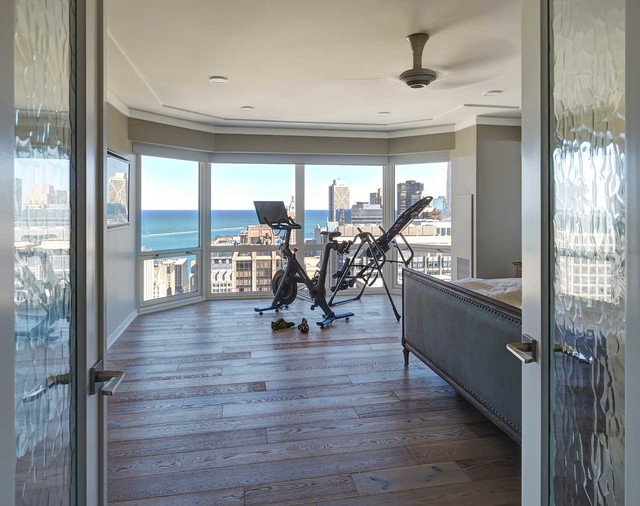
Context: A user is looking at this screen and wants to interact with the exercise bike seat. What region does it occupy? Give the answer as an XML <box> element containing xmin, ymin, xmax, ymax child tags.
<box><xmin>321</xmin><ymin>230</ymin><xmax>341</xmax><ymax>240</ymax></box>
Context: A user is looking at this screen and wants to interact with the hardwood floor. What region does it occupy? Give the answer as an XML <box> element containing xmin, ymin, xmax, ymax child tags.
<box><xmin>107</xmin><ymin>296</ymin><xmax>521</xmax><ymax>505</ymax></box>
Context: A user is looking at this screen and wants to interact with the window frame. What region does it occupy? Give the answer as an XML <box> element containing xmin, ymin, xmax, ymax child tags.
<box><xmin>134</xmin><ymin>151</ymin><xmax>451</xmax><ymax>309</ymax></box>
<box><xmin>137</xmin><ymin>156</ymin><xmax>205</xmax><ymax>311</ymax></box>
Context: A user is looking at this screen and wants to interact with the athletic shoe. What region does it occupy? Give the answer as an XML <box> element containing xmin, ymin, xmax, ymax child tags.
<box><xmin>297</xmin><ymin>318</ymin><xmax>310</xmax><ymax>333</ymax></box>
<box><xmin>271</xmin><ymin>318</ymin><xmax>295</xmax><ymax>331</ymax></box>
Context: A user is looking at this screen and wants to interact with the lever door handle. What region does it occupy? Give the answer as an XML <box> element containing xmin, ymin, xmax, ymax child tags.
<box><xmin>506</xmin><ymin>334</ymin><xmax>537</xmax><ymax>364</ymax></box>
<box><xmin>95</xmin><ymin>370</ymin><xmax>125</xmax><ymax>395</ymax></box>
<box><xmin>90</xmin><ymin>359</ymin><xmax>125</xmax><ymax>396</ymax></box>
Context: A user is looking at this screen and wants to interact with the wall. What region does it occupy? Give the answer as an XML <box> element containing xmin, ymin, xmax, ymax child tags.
<box><xmin>476</xmin><ymin>125</ymin><xmax>522</xmax><ymax>278</ymax></box>
<box><xmin>451</xmin><ymin>126</ymin><xmax>477</xmax><ymax>279</ymax></box>
<box><xmin>105</xmin><ymin>104</ymin><xmax>137</xmax><ymax>346</ymax></box>
<box><xmin>128</xmin><ymin>117</ymin><xmax>456</xmax><ymax>156</ymax></box>
<box><xmin>451</xmin><ymin>124</ymin><xmax>522</xmax><ymax>280</ymax></box>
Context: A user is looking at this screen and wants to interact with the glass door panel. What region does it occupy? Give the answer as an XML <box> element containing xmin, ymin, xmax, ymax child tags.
<box><xmin>14</xmin><ymin>0</ymin><xmax>74</xmax><ymax>502</ymax></box>
<box><xmin>549</xmin><ymin>0</ymin><xmax>625</xmax><ymax>502</ymax></box>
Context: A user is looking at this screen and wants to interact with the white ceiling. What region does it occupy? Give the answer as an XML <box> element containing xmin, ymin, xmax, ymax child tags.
<box><xmin>106</xmin><ymin>0</ymin><xmax>522</xmax><ymax>133</ymax></box>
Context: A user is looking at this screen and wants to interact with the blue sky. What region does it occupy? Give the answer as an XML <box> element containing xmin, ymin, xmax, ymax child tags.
<box><xmin>141</xmin><ymin>157</ymin><xmax>448</xmax><ymax>210</ymax></box>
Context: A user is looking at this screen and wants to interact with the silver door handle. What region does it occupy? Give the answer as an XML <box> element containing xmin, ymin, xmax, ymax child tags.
<box><xmin>95</xmin><ymin>370</ymin><xmax>125</xmax><ymax>395</ymax></box>
<box><xmin>90</xmin><ymin>359</ymin><xmax>125</xmax><ymax>396</ymax></box>
<box><xmin>506</xmin><ymin>334</ymin><xmax>537</xmax><ymax>364</ymax></box>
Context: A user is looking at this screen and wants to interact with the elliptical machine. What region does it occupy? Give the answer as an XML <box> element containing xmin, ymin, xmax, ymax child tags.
<box><xmin>253</xmin><ymin>201</ymin><xmax>354</xmax><ymax>328</ymax></box>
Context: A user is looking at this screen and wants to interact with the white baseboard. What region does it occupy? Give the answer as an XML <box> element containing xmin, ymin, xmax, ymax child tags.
<box><xmin>107</xmin><ymin>309</ymin><xmax>138</xmax><ymax>349</ymax></box>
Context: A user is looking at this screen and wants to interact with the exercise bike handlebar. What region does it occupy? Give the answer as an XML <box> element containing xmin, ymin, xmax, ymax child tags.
<box><xmin>264</xmin><ymin>218</ymin><xmax>301</xmax><ymax>231</ymax></box>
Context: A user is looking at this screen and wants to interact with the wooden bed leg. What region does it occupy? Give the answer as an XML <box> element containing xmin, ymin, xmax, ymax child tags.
<box><xmin>403</xmin><ymin>347</ymin><xmax>410</xmax><ymax>367</ymax></box>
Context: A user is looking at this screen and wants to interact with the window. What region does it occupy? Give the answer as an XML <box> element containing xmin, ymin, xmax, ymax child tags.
<box><xmin>210</xmin><ymin>164</ymin><xmax>294</xmax><ymax>294</ymax></box>
<box><xmin>304</xmin><ymin>165</ymin><xmax>384</xmax><ymax>291</ymax></box>
<box><xmin>140</xmin><ymin>156</ymin><xmax>201</xmax><ymax>304</ymax></box>
<box><xmin>394</xmin><ymin>163</ymin><xmax>452</xmax><ymax>281</ymax></box>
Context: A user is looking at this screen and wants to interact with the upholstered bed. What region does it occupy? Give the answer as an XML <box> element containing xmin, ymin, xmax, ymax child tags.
<box><xmin>401</xmin><ymin>268</ymin><xmax>522</xmax><ymax>442</ymax></box>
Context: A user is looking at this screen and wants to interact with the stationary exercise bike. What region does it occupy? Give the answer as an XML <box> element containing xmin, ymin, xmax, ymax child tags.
<box><xmin>253</xmin><ymin>201</ymin><xmax>354</xmax><ymax>328</ymax></box>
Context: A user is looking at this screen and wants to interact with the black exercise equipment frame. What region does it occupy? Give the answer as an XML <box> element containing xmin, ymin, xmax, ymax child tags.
<box><xmin>327</xmin><ymin>196</ymin><xmax>433</xmax><ymax>321</ymax></box>
<box><xmin>253</xmin><ymin>201</ymin><xmax>354</xmax><ymax>328</ymax></box>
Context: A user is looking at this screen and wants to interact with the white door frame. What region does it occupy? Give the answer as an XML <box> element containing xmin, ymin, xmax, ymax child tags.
<box><xmin>0</xmin><ymin>0</ymin><xmax>16</xmax><ymax>503</ymax></box>
<box><xmin>521</xmin><ymin>0</ymin><xmax>549</xmax><ymax>502</ymax></box>
<box><xmin>76</xmin><ymin>0</ymin><xmax>106</xmax><ymax>503</ymax></box>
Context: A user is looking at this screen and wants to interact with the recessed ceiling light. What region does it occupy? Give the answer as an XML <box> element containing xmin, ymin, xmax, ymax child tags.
<box><xmin>240</xmin><ymin>105</ymin><xmax>255</xmax><ymax>111</ymax></box>
<box><xmin>208</xmin><ymin>76</ymin><xmax>228</xmax><ymax>84</ymax></box>
<box><xmin>378</xmin><ymin>111</ymin><xmax>391</xmax><ymax>116</ymax></box>
<box><xmin>483</xmin><ymin>90</ymin><xmax>503</xmax><ymax>96</ymax></box>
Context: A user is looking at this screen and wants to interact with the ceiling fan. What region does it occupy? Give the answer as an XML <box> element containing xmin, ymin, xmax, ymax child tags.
<box><xmin>398</xmin><ymin>32</ymin><xmax>438</xmax><ymax>88</ymax></box>
<box><xmin>333</xmin><ymin>31</ymin><xmax>498</xmax><ymax>91</ymax></box>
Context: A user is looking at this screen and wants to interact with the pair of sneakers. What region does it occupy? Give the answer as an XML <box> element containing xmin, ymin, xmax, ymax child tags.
<box><xmin>271</xmin><ymin>317</ymin><xmax>309</xmax><ymax>333</ymax></box>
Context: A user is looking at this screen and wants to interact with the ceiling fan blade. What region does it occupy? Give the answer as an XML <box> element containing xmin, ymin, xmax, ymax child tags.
<box><xmin>429</xmin><ymin>73</ymin><xmax>497</xmax><ymax>90</ymax></box>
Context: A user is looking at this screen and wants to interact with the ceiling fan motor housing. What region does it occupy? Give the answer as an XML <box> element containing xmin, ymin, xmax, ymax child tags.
<box><xmin>399</xmin><ymin>67</ymin><xmax>438</xmax><ymax>88</ymax></box>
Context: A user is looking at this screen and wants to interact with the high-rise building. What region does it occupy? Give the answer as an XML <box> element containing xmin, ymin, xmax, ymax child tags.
<box><xmin>146</xmin><ymin>257</ymin><xmax>193</xmax><ymax>300</ymax></box>
<box><xmin>328</xmin><ymin>179</ymin><xmax>350</xmax><ymax>222</ymax></box>
<box><xmin>27</xmin><ymin>184</ymin><xmax>56</xmax><ymax>209</ymax></box>
<box><xmin>369</xmin><ymin>188</ymin><xmax>382</xmax><ymax>206</ymax></box>
<box><xmin>232</xmin><ymin>251</ymin><xmax>278</xmax><ymax>292</ymax></box>
<box><xmin>397</xmin><ymin>180</ymin><xmax>424</xmax><ymax>214</ymax></box>
<box><xmin>351</xmin><ymin>202</ymin><xmax>383</xmax><ymax>225</ymax></box>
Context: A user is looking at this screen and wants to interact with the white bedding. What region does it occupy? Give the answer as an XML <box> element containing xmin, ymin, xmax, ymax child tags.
<box><xmin>450</xmin><ymin>278</ymin><xmax>522</xmax><ymax>309</ymax></box>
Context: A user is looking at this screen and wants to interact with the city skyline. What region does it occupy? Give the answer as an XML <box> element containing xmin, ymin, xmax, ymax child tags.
<box><xmin>142</xmin><ymin>156</ymin><xmax>449</xmax><ymax>210</ymax></box>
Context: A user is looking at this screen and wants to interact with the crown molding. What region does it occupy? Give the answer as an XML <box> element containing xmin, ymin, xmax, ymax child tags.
<box><xmin>106</xmin><ymin>89</ymin><xmax>130</xmax><ymax>117</ymax></box>
<box><xmin>128</xmin><ymin>108</ymin><xmax>458</xmax><ymax>139</ymax></box>
<box><xmin>455</xmin><ymin>114</ymin><xmax>522</xmax><ymax>131</ymax></box>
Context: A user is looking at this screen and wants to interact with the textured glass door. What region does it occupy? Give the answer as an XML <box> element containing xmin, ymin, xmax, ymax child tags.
<box><xmin>14</xmin><ymin>0</ymin><xmax>75</xmax><ymax>503</ymax></box>
<box><xmin>549</xmin><ymin>0</ymin><xmax>625</xmax><ymax>503</ymax></box>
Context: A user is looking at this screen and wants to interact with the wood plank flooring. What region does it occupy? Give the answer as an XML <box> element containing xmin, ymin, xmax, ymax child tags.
<box><xmin>107</xmin><ymin>296</ymin><xmax>520</xmax><ymax>505</ymax></box>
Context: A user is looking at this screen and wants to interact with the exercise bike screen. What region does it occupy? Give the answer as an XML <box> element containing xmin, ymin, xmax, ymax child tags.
<box><xmin>254</xmin><ymin>201</ymin><xmax>289</xmax><ymax>226</ymax></box>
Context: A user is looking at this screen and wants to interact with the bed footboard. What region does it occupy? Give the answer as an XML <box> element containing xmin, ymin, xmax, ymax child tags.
<box><xmin>402</xmin><ymin>268</ymin><xmax>522</xmax><ymax>442</ymax></box>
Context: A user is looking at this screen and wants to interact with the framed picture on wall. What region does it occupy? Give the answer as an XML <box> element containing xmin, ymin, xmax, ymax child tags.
<box><xmin>106</xmin><ymin>150</ymin><xmax>130</xmax><ymax>228</ymax></box>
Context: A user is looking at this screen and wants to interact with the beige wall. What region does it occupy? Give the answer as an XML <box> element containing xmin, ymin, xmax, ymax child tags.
<box><xmin>451</xmin><ymin>124</ymin><xmax>522</xmax><ymax>279</ymax></box>
<box><xmin>106</xmin><ymin>104</ymin><xmax>132</xmax><ymax>154</ymax></box>
<box><xmin>476</xmin><ymin>125</ymin><xmax>522</xmax><ymax>278</ymax></box>
<box><xmin>451</xmin><ymin>126</ymin><xmax>477</xmax><ymax>279</ymax></box>
<box><xmin>105</xmin><ymin>104</ymin><xmax>137</xmax><ymax>343</ymax></box>
<box><xmin>127</xmin><ymin>117</ymin><xmax>456</xmax><ymax>156</ymax></box>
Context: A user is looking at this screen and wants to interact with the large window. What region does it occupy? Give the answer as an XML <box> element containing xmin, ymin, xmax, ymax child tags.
<box><xmin>140</xmin><ymin>156</ymin><xmax>200</xmax><ymax>304</ymax></box>
<box><xmin>394</xmin><ymin>163</ymin><xmax>452</xmax><ymax>281</ymax></box>
<box><xmin>210</xmin><ymin>164</ymin><xmax>294</xmax><ymax>294</ymax></box>
<box><xmin>137</xmin><ymin>158</ymin><xmax>451</xmax><ymax>306</ymax></box>
<box><xmin>304</xmin><ymin>165</ymin><xmax>384</xmax><ymax>290</ymax></box>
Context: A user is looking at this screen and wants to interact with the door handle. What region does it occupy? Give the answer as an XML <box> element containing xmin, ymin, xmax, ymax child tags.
<box><xmin>554</xmin><ymin>343</ymin><xmax>593</xmax><ymax>365</ymax></box>
<box><xmin>95</xmin><ymin>370</ymin><xmax>125</xmax><ymax>395</ymax></box>
<box><xmin>506</xmin><ymin>334</ymin><xmax>537</xmax><ymax>364</ymax></box>
<box><xmin>90</xmin><ymin>359</ymin><xmax>125</xmax><ymax>396</ymax></box>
